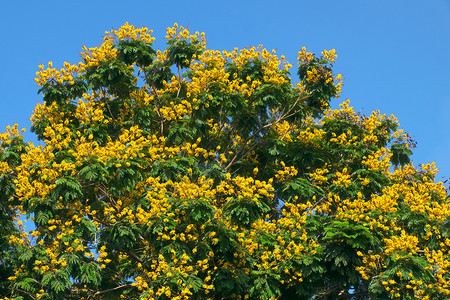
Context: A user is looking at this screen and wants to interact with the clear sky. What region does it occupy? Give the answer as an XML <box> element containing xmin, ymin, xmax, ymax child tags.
<box><xmin>1</xmin><ymin>0</ymin><xmax>449</xmax><ymax>181</ymax></box>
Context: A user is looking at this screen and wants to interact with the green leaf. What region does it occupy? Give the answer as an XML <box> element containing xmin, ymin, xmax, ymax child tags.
<box><xmin>54</xmin><ymin>177</ymin><xmax>82</xmax><ymax>202</ymax></box>
<box><xmin>390</xmin><ymin>143</ymin><xmax>412</xmax><ymax>166</ymax></box>
<box><xmin>117</xmin><ymin>40</ymin><xmax>156</xmax><ymax>67</ymax></box>
<box><xmin>79</xmin><ymin>262</ymin><xmax>102</xmax><ymax>286</ymax></box>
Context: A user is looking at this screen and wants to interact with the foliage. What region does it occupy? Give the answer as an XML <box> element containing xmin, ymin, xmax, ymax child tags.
<box><xmin>1</xmin><ymin>22</ymin><xmax>449</xmax><ymax>300</ymax></box>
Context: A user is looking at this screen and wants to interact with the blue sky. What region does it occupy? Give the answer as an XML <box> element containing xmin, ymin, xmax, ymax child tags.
<box><xmin>1</xmin><ymin>0</ymin><xmax>449</xmax><ymax>181</ymax></box>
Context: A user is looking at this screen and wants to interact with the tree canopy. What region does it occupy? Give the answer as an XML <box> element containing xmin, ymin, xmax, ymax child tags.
<box><xmin>1</xmin><ymin>22</ymin><xmax>449</xmax><ymax>300</ymax></box>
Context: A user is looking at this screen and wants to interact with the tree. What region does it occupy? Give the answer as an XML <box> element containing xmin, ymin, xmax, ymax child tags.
<box><xmin>1</xmin><ymin>22</ymin><xmax>449</xmax><ymax>300</ymax></box>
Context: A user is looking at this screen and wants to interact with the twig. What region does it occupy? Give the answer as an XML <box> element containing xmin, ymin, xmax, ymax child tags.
<box><xmin>127</xmin><ymin>250</ymin><xmax>143</xmax><ymax>263</ymax></box>
<box><xmin>17</xmin><ymin>289</ymin><xmax>37</xmax><ymax>300</ymax></box>
<box><xmin>91</xmin><ymin>284</ymin><xmax>133</xmax><ymax>298</ymax></box>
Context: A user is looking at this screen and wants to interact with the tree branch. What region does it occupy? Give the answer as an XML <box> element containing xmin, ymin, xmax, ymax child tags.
<box><xmin>90</xmin><ymin>284</ymin><xmax>133</xmax><ymax>298</ymax></box>
<box><xmin>127</xmin><ymin>250</ymin><xmax>143</xmax><ymax>263</ymax></box>
<box><xmin>225</xmin><ymin>96</ymin><xmax>308</xmax><ymax>171</ymax></box>
<box><xmin>17</xmin><ymin>288</ymin><xmax>37</xmax><ymax>300</ymax></box>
